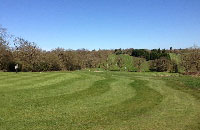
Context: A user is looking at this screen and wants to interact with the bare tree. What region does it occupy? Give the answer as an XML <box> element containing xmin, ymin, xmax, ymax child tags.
<box><xmin>13</xmin><ymin>37</ymin><xmax>41</xmax><ymax>71</ymax></box>
<box><xmin>181</xmin><ymin>46</ymin><xmax>200</xmax><ymax>72</ymax></box>
<box><xmin>0</xmin><ymin>26</ymin><xmax>13</xmax><ymax>71</ymax></box>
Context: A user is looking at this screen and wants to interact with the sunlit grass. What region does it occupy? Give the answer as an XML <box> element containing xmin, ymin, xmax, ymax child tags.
<box><xmin>0</xmin><ymin>71</ymin><xmax>200</xmax><ymax>129</ymax></box>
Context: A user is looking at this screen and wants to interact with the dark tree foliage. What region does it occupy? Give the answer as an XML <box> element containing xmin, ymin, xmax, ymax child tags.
<box><xmin>130</xmin><ymin>49</ymin><xmax>169</xmax><ymax>61</ymax></box>
<box><xmin>114</xmin><ymin>48</ymin><xmax>123</xmax><ymax>55</ymax></box>
<box><xmin>150</xmin><ymin>49</ymin><xmax>169</xmax><ymax>60</ymax></box>
<box><xmin>131</xmin><ymin>49</ymin><xmax>150</xmax><ymax>60</ymax></box>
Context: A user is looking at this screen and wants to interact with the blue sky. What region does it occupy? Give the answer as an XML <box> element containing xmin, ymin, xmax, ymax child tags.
<box><xmin>0</xmin><ymin>0</ymin><xmax>200</xmax><ymax>50</ymax></box>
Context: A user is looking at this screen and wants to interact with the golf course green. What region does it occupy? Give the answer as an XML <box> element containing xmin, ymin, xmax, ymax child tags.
<box><xmin>0</xmin><ymin>71</ymin><xmax>200</xmax><ymax>130</ymax></box>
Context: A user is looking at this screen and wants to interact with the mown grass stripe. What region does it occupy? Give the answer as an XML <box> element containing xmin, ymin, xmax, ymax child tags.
<box><xmin>0</xmin><ymin>74</ymin><xmax>115</xmax><ymax>127</ymax></box>
<box><xmin>22</xmin><ymin>76</ymin><xmax>114</xmax><ymax>107</ymax></box>
<box><xmin>0</xmin><ymin>72</ymin><xmax>64</xmax><ymax>85</ymax></box>
<box><xmin>63</xmin><ymin>78</ymin><xmax>163</xmax><ymax>129</ymax></box>
<box><xmin>1</xmin><ymin>71</ymin><xmax>200</xmax><ymax>130</ymax></box>
<box><xmin>65</xmin><ymin>75</ymin><xmax>136</xmax><ymax>112</ymax></box>
<box><xmin>0</xmin><ymin>73</ymin><xmax>102</xmax><ymax>111</ymax></box>
<box><xmin>0</xmin><ymin>72</ymin><xmax>46</xmax><ymax>83</ymax></box>
<box><xmin>2</xmin><ymin>73</ymin><xmax>101</xmax><ymax>101</ymax></box>
<box><xmin>0</xmin><ymin>74</ymin><xmax>81</xmax><ymax>107</ymax></box>
<box><xmin>0</xmin><ymin>73</ymin><xmax>70</xmax><ymax>91</ymax></box>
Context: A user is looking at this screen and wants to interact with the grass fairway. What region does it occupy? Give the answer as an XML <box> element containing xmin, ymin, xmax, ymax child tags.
<box><xmin>0</xmin><ymin>71</ymin><xmax>200</xmax><ymax>130</ymax></box>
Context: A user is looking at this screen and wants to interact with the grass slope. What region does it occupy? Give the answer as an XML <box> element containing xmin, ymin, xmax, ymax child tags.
<box><xmin>0</xmin><ymin>71</ymin><xmax>200</xmax><ymax>129</ymax></box>
<box><xmin>106</xmin><ymin>54</ymin><xmax>149</xmax><ymax>72</ymax></box>
<box><xmin>169</xmin><ymin>53</ymin><xmax>184</xmax><ymax>72</ymax></box>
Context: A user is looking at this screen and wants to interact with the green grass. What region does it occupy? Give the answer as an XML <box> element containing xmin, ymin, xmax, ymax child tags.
<box><xmin>169</xmin><ymin>53</ymin><xmax>185</xmax><ymax>72</ymax></box>
<box><xmin>169</xmin><ymin>53</ymin><xmax>181</xmax><ymax>64</ymax></box>
<box><xmin>162</xmin><ymin>75</ymin><xmax>200</xmax><ymax>101</ymax></box>
<box><xmin>105</xmin><ymin>54</ymin><xmax>149</xmax><ymax>72</ymax></box>
<box><xmin>0</xmin><ymin>71</ymin><xmax>200</xmax><ymax>129</ymax></box>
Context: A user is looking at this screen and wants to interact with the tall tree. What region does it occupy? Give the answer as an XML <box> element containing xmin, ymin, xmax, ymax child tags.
<box><xmin>0</xmin><ymin>26</ymin><xmax>13</xmax><ymax>71</ymax></box>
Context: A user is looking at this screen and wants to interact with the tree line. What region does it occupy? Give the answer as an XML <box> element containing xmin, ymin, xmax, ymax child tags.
<box><xmin>0</xmin><ymin>26</ymin><xmax>200</xmax><ymax>73</ymax></box>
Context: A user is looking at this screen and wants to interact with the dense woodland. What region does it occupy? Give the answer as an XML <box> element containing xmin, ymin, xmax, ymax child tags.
<box><xmin>0</xmin><ymin>26</ymin><xmax>200</xmax><ymax>73</ymax></box>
